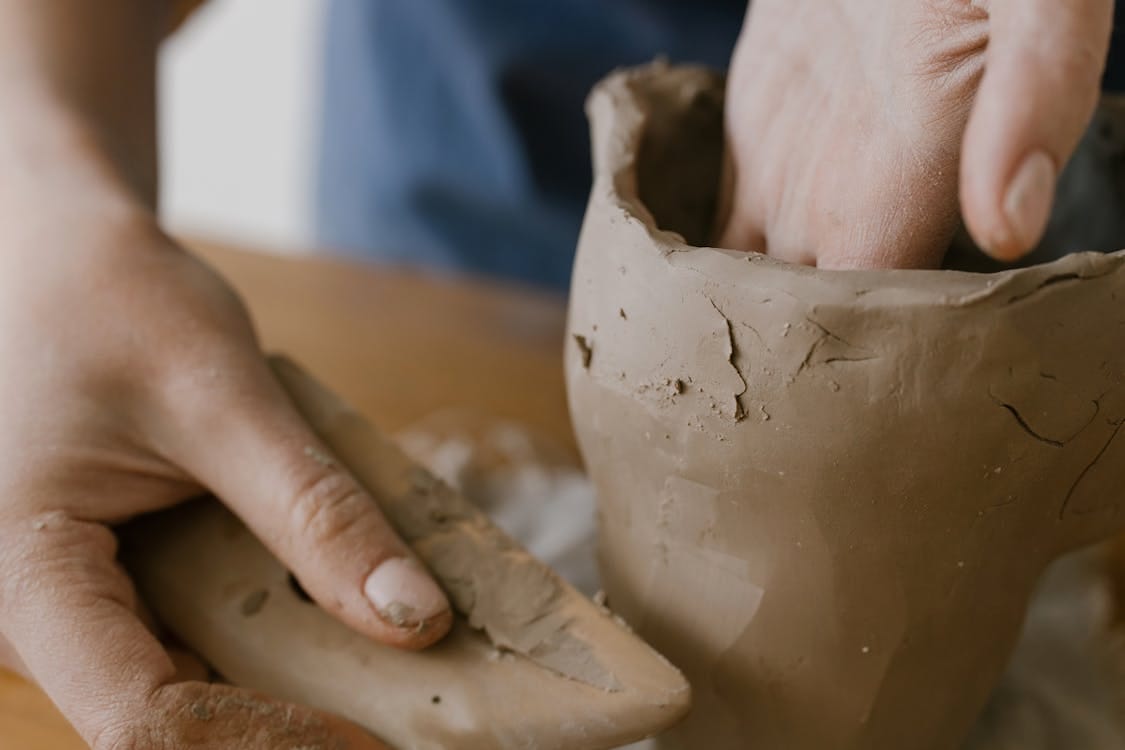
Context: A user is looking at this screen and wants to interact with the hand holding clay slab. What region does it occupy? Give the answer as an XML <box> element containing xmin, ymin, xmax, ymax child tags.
<box><xmin>566</xmin><ymin>62</ymin><xmax>1125</xmax><ymax>750</ymax></box>
<box><xmin>123</xmin><ymin>357</ymin><xmax>690</xmax><ymax>750</ymax></box>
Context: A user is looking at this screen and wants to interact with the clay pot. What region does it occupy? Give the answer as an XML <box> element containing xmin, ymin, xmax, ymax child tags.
<box><xmin>565</xmin><ymin>63</ymin><xmax>1125</xmax><ymax>749</ymax></box>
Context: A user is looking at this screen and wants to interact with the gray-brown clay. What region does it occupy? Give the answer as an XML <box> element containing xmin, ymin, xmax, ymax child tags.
<box><xmin>123</xmin><ymin>358</ymin><xmax>690</xmax><ymax>750</ymax></box>
<box><xmin>565</xmin><ymin>62</ymin><xmax>1125</xmax><ymax>750</ymax></box>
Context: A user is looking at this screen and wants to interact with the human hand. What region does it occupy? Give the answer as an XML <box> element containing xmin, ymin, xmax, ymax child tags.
<box><xmin>0</xmin><ymin>195</ymin><xmax>451</xmax><ymax>748</ymax></box>
<box><xmin>718</xmin><ymin>0</ymin><xmax>1114</xmax><ymax>269</ymax></box>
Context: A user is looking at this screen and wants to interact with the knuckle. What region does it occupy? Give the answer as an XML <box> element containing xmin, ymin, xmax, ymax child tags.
<box><xmin>287</xmin><ymin>467</ymin><xmax>376</xmax><ymax>547</ymax></box>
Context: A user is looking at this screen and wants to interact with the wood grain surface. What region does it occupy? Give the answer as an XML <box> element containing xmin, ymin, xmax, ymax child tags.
<box><xmin>0</xmin><ymin>240</ymin><xmax>573</xmax><ymax>749</ymax></box>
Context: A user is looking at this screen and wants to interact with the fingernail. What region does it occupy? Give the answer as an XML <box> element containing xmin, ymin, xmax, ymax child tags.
<box><xmin>364</xmin><ymin>557</ymin><xmax>449</xmax><ymax>628</ymax></box>
<box><xmin>1000</xmin><ymin>149</ymin><xmax>1055</xmax><ymax>259</ymax></box>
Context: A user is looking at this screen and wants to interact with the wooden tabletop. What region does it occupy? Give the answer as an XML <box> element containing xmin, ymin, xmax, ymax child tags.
<box><xmin>0</xmin><ymin>240</ymin><xmax>573</xmax><ymax>749</ymax></box>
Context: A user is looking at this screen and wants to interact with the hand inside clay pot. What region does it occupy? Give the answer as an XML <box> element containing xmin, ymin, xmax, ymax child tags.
<box><xmin>568</xmin><ymin>62</ymin><xmax>1125</xmax><ymax>750</ymax></box>
<box><xmin>718</xmin><ymin>0</ymin><xmax>1114</xmax><ymax>270</ymax></box>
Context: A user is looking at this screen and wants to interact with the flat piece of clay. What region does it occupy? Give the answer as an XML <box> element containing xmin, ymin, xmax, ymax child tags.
<box><xmin>565</xmin><ymin>62</ymin><xmax>1125</xmax><ymax>749</ymax></box>
<box><xmin>122</xmin><ymin>357</ymin><xmax>689</xmax><ymax>750</ymax></box>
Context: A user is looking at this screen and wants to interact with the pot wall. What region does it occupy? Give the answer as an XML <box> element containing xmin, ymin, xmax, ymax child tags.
<box><xmin>565</xmin><ymin>63</ymin><xmax>1125</xmax><ymax>749</ymax></box>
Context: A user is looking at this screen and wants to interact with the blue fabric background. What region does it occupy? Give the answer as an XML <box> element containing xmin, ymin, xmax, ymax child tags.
<box><xmin>316</xmin><ymin>1</ymin><xmax>1125</xmax><ymax>290</ymax></box>
<box><xmin>316</xmin><ymin>0</ymin><xmax>743</xmax><ymax>289</ymax></box>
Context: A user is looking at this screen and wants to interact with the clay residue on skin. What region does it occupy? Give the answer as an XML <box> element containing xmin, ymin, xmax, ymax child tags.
<box><xmin>380</xmin><ymin>601</ymin><xmax>419</xmax><ymax>628</ymax></box>
<box><xmin>153</xmin><ymin>682</ymin><xmax>362</xmax><ymax>750</ymax></box>
<box><xmin>304</xmin><ymin>445</ymin><xmax>337</xmax><ymax>468</ymax></box>
<box><xmin>390</xmin><ymin>470</ymin><xmax>623</xmax><ymax>691</ymax></box>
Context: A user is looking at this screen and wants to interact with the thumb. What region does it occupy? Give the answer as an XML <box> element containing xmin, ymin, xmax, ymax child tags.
<box><xmin>960</xmin><ymin>0</ymin><xmax>1114</xmax><ymax>261</ymax></box>
<box><xmin>157</xmin><ymin>356</ymin><xmax>452</xmax><ymax>651</ymax></box>
<box><xmin>0</xmin><ymin>512</ymin><xmax>388</xmax><ymax>749</ymax></box>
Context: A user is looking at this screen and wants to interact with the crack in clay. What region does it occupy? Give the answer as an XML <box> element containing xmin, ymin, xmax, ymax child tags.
<box><xmin>1002</xmin><ymin>267</ymin><xmax>1120</xmax><ymax>306</ymax></box>
<box><xmin>994</xmin><ymin>401</ymin><xmax>1066</xmax><ymax>448</ymax></box>
<box><xmin>950</xmin><ymin>265</ymin><xmax>1117</xmax><ymax>307</ymax></box>
<box><xmin>706</xmin><ymin>296</ymin><xmax>748</xmax><ymax>421</ymax></box>
<box><xmin>804</xmin><ymin>317</ymin><xmax>859</xmax><ymax>349</ymax></box>
<box><xmin>989</xmin><ymin>389</ymin><xmax>1103</xmax><ymax>448</ymax></box>
<box><xmin>573</xmin><ymin>334</ymin><xmax>594</xmax><ymax>369</ymax></box>
<box><xmin>795</xmin><ymin>342</ymin><xmax>821</xmax><ymax>377</ymax></box>
<box><xmin>1058</xmin><ymin>418</ymin><xmax>1125</xmax><ymax>520</ymax></box>
<box><xmin>795</xmin><ymin>318</ymin><xmax>875</xmax><ymax>377</ymax></box>
<box><xmin>735</xmin><ymin>319</ymin><xmax>766</xmax><ymax>349</ymax></box>
<box><xmin>1005</xmin><ymin>273</ymin><xmax>1083</xmax><ymax>305</ymax></box>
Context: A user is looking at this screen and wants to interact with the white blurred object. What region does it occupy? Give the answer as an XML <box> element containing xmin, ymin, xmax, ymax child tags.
<box><xmin>158</xmin><ymin>0</ymin><xmax>323</xmax><ymax>253</ymax></box>
<box><xmin>398</xmin><ymin>413</ymin><xmax>1125</xmax><ymax>750</ymax></box>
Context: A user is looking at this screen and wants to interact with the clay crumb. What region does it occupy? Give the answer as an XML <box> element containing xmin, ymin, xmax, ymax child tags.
<box><xmin>303</xmin><ymin>445</ymin><xmax>336</xmax><ymax>467</ymax></box>
<box><xmin>240</xmin><ymin>589</ymin><xmax>270</xmax><ymax>617</ymax></box>
<box><xmin>431</xmin><ymin>695</ymin><xmax>442</xmax><ymax>705</ymax></box>
<box><xmin>618</xmin><ymin>308</ymin><xmax>627</xmax><ymax>319</ymax></box>
<box><xmin>593</xmin><ymin>589</ymin><xmax>609</xmax><ymax>607</ymax></box>
<box><xmin>573</xmin><ymin>334</ymin><xmax>594</xmax><ymax>368</ymax></box>
<box><xmin>190</xmin><ymin>701</ymin><xmax>214</xmax><ymax>721</ymax></box>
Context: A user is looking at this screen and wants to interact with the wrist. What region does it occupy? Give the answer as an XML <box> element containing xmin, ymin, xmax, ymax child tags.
<box><xmin>0</xmin><ymin>100</ymin><xmax>156</xmax><ymax>241</ymax></box>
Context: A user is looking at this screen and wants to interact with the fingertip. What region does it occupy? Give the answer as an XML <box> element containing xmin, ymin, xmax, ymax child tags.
<box><xmin>963</xmin><ymin>148</ymin><xmax>1056</xmax><ymax>263</ymax></box>
<box><xmin>384</xmin><ymin>609</ymin><xmax>455</xmax><ymax>652</ymax></box>
<box><xmin>364</xmin><ymin>557</ymin><xmax>453</xmax><ymax>649</ymax></box>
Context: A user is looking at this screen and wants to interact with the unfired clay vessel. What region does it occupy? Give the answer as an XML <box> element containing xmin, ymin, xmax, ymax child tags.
<box><xmin>565</xmin><ymin>63</ymin><xmax>1125</xmax><ymax>749</ymax></box>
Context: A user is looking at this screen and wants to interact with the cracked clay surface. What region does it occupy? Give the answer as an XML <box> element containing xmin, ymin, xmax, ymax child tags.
<box><xmin>564</xmin><ymin>62</ymin><xmax>1125</xmax><ymax>750</ymax></box>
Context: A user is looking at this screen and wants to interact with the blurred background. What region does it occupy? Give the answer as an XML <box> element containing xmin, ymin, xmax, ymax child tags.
<box><xmin>160</xmin><ymin>0</ymin><xmax>321</xmax><ymax>254</ymax></box>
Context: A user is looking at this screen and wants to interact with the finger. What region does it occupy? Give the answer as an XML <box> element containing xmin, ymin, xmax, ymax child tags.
<box><xmin>0</xmin><ymin>512</ymin><xmax>388</xmax><ymax>749</ymax></box>
<box><xmin>960</xmin><ymin>0</ymin><xmax>1113</xmax><ymax>260</ymax></box>
<box><xmin>156</xmin><ymin>354</ymin><xmax>452</xmax><ymax>650</ymax></box>
<box><xmin>131</xmin><ymin>588</ymin><xmax>211</xmax><ymax>681</ymax></box>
